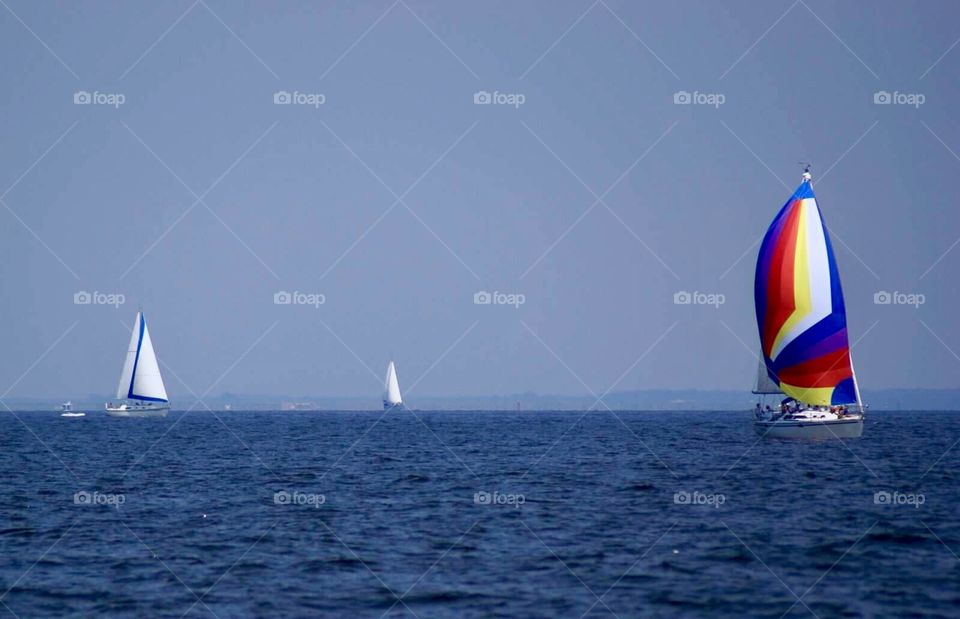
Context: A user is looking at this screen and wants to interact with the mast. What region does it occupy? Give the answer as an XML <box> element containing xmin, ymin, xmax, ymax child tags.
<box><xmin>850</xmin><ymin>358</ymin><xmax>863</xmax><ymax>408</ymax></box>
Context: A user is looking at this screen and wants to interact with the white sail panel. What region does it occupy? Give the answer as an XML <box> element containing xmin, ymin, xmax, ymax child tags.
<box><xmin>130</xmin><ymin>318</ymin><xmax>168</xmax><ymax>401</ymax></box>
<box><xmin>115</xmin><ymin>313</ymin><xmax>140</xmax><ymax>399</ymax></box>
<box><xmin>753</xmin><ymin>359</ymin><xmax>782</xmax><ymax>395</ymax></box>
<box><xmin>384</xmin><ymin>361</ymin><xmax>402</xmax><ymax>406</ymax></box>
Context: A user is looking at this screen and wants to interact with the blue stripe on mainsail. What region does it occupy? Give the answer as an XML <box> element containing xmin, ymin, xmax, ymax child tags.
<box><xmin>126</xmin><ymin>313</ymin><xmax>144</xmax><ymax>399</ymax></box>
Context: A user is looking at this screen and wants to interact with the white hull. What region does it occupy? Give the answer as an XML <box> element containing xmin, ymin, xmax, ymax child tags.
<box><xmin>60</xmin><ymin>412</ymin><xmax>86</xmax><ymax>418</ymax></box>
<box><xmin>754</xmin><ymin>416</ymin><xmax>863</xmax><ymax>439</ymax></box>
<box><xmin>106</xmin><ymin>403</ymin><xmax>169</xmax><ymax>418</ymax></box>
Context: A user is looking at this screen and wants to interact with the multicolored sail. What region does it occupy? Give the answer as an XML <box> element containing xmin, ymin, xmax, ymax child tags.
<box><xmin>754</xmin><ymin>174</ymin><xmax>859</xmax><ymax>406</ymax></box>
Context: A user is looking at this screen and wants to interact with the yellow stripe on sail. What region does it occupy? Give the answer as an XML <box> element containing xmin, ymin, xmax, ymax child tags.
<box><xmin>781</xmin><ymin>382</ymin><xmax>834</xmax><ymax>407</ymax></box>
<box><xmin>770</xmin><ymin>202</ymin><xmax>814</xmax><ymax>359</ymax></box>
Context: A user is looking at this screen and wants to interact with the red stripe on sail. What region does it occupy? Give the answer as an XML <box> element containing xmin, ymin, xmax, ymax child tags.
<box><xmin>762</xmin><ymin>200</ymin><xmax>802</xmax><ymax>358</ymax></box>
<box><xmin>777</xmin><ymin>347</ymin><xmax>852</xmax><ymax>388</ymax></box>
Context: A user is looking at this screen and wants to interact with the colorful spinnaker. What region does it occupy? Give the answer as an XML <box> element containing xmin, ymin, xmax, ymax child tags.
<box><xmin>754</xmin><ymin>173</ymin><xmax>861</xmax><ymax>406</ymax></box>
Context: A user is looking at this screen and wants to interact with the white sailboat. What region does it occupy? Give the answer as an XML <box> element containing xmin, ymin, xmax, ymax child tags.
<box><xmin>106</xmin><ymin>312</ymin><xmax>170</xmax><ymax>417</ymax></box>
<box><xmin>752</xmin><ymin>168</ymin><xmax>864</xmax><ymax>438</ymax></box>
<box><xmin>383</xmin><ymin>361</ymin><xmax>403</xmax><ymax>411</ymax></box>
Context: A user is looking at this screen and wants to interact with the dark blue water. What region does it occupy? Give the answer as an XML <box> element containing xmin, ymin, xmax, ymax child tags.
<box><xmin>0</xmin><ymin>410</ymin><xmax>958</xmax><ymax>618</ymax></box>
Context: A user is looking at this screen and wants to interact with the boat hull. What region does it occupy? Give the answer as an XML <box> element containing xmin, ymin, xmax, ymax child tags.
<box><xmin>106</xmin><ymin>405</ymin><xmax>169</xmax><ymax>418</ymax></box>
<box><xmin>754</xmin><ymin>417</ymin><xmax>863</xmax><ymax>439</ymax></box>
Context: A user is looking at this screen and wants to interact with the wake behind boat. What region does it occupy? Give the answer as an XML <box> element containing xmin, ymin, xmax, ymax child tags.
<box><xmin>752</xmin><ymin>168</ymin><xmax>865</xmax><ymax>439</ymax></box>
<box><xmin>106</xmin><ymin>312</ymin><xmax>170</xmax><ymax>417</ymax></box>
<box><xmin>383</xmin><ymin>361</ymin><xmax>403</xmax><ymax>411</ymax></box>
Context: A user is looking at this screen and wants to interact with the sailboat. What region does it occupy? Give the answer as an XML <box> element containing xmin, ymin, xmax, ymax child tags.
<box><xmin>752</xmin><ymin>168</ymin><xmax>865</xmax><ymax>438</ymax></box>
<box><xmin>106</xmin><ymin>311</ymin><xmax>170</xmax><ymax>417</ymax></box>
<box><xmin>383</xmin><ymin>361</ymin><xmax>403</xmax><ymax>411</ymax></box>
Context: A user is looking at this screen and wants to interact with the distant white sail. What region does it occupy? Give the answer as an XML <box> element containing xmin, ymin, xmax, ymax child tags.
<box><xmin>116</xmin><ymin>312</ymin><xmax>168</xmax><ymax>403</ymax></box>
<box><xmin>383</xmin><ymin>361</ymin><xmax>402</xmax><ymax>409</ymax></box>
<box><xmin>752</xmin><ymin>359</ymin><xmax>782</xmax><ymax>395</ymax></box>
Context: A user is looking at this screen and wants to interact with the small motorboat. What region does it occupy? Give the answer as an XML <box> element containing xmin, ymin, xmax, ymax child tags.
<box><xmin>59</xmin><ymin>401</ymin><xmax>86</xmax><ymax>417</ymax></box>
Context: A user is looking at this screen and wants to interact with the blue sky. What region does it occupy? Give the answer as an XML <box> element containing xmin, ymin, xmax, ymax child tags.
<box><xmin>1</xmin><ymin>0</ymin><xmax>958</xmax><ymax>402</ymax></box>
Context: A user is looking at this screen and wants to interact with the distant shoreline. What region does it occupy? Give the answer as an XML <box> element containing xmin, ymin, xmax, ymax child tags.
<box><xmin>6</xmin><ymin>389</ymin><xmax>960</xmax><ymax>411</ymax></box>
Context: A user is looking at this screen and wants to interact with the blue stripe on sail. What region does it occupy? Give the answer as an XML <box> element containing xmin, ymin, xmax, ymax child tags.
<box><xmin>793</xmin><ymin>180</ymin><xmax>815</xmax><ymax>201</ymax></box>
<box><xmin>832</xmin><ymin>377</ymin><xmax>857</xmax><ymax>404</ymax></box>
<box><xmin>774</xmin><ymin>313</ymin><xmax>846</xmax><ymax>369</ymax></box>
<box><xmin>126</xmin><ymin>314</ymin><xmax>144</xmax><ymax>399</ymax></box>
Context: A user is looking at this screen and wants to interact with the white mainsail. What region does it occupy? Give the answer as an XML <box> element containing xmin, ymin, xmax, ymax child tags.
<box><xmin>383</xmin><ymin>361</ymin><xmax>402</xmax><ymax>409</ymax></box>
<box><xmin>752</xmin><ymin>359</ymin><xmax>782</xmax><ymax>395</ymax></box>
<box><xmin>116</xmin><ymin>312</ymin><xmax>168</xmax><ymax>402</ymax></box>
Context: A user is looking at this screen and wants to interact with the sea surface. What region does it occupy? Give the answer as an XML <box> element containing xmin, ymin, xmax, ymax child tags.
<box><xmin>0</xmin><ymin>410</ymin><xmax>958</xmax><ymax>618</ymax></box>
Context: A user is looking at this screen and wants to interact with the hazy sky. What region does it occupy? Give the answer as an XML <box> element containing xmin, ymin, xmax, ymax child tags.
<box><xmin>1</xmin><ymin>0</ymin><xmax>958</xmax><ymax>403</ymax></box>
